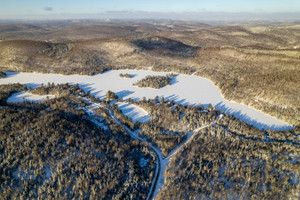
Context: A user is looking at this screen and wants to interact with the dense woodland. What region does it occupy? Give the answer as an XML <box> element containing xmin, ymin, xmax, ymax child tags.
<box><xmin>131</xmin><ymin>97</ymin><xmax>299</xmax><ymax>156</ymax></box>
<box><xmin>133</xmin><ymin>74</ymin><xmax>174</xmax><ymax>89</ymax></box>
<box><xmin>0</xmin><ymin>84</ymin><xmax>156</xmax><ymax>199</ymax></box>
<box><xmin>129</xmin><ymin>98</ymin><xmax>217</xmax><ymax>157</ymax></box>
<box><xmin>123</xmin><ymin>96</ymin><xmax>299</xmax><ymax>199</ymax></box>
<box><xmin>157</xmin><ymin>125</ymin><xmax>300</xmax><ymax>199</ymax></box>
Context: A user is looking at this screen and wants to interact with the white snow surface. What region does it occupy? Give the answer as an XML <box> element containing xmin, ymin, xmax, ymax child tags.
<box><xmin>0</xmin><ymin>70</ymin><xmax>292</xmax><ymax>130</ymax></box>
<box><xmin>116</xmin><ymin>102</ymin><xmax>151</xmax><ymax>123</ymax></box>
<box><xmin>7</xmin><ymin>91</ymin><xmax>54</xmax><ymax>103</ymax></box>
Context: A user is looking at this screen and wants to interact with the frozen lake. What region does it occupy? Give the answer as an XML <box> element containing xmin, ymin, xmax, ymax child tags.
<box><xmin>0</xmin><ymin>70</ymin><xmax>292</xmax><ymax>131</ymax></box>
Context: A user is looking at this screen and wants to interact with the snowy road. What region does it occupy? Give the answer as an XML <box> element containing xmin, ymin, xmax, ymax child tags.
<box><xmin>82</xmin><ymin>97</ymin><xmax>217</xmax><ymax>200</ymax></box>
<box><xmin>80</xmin><ymin>98</ymin><xmax>163</xmax><ymax>200</ymax></box>
<box><xmin>151</xmin><ymin>122</ymin><xmax>215</xmax><ymax>199</ymax></box>
<box><xmin>75</xmin><ymin>97</ymin><xmax>300</xmax><ymax>199</ymax></box>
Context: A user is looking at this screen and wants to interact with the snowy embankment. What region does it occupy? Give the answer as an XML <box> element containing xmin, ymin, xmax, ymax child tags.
<box><xmin>0</xmin><ymin>70</ymin><xmax>292</xmax><ymax>131</ymax></box>
<box><xmin>116</xmin><ymin>102</ymin><xmax>151</xmax><ymax>123</ymax></box>
<box><xmin>7</xmin><ymin>91</ymin><xmax>54</xmax><ymax>103</ymax></box>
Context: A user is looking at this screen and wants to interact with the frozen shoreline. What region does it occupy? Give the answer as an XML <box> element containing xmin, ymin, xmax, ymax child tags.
<box><xmin>116</xmin><ymin>102</ymin><xmax>152</xmax><ymax>123</ymax></box>
<box><xmin>0</xmin><ymin>69</ymin><xmax>292</xmax><ymax>131</ymax></box>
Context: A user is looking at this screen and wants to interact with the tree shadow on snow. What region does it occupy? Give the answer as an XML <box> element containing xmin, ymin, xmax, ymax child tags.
<box><xmin>214</xmin><ymin>102</ymin><xmax>292</xmax><ymax>131</ymax></box>
<box><xmin>116</xmin><ymin>90</ymin><xmax>135</xmax><ymax>99</ymax></box>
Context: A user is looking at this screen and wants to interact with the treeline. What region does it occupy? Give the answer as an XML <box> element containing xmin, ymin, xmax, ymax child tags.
<box><xmin>157</xmin><ymin>125</ymin><xmax>300</xmax><ymax>199</ymax></box>
<box><xmin>0</xmin><ymin>86</ymin><xmax>156</xmax><ymax>199</ymax></box>
<box><xmin>152</xmin><ymin>65</ymin><xmax>195</xmax><ymax>75</ymax></box>
<box><xmin>133</xmin><ymin>74</ymin><xmax>175</xmax><ymax>89</ymax></box>
<box><xmin>0</xmin><ymin>83</ymin><xmax>27</xmax><ymax>105</ymax></box>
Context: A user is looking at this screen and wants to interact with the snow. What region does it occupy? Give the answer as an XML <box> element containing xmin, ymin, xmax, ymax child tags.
<box><xmin>116</xmin><ymin>102</ymin><xmax>151</xmax><ymax>123</ymax></box>
<box><xmin>81</xmin><ymin>99</ymin><xmax>165</xmax><ymax>200</ymax></box>
<box><xmin>139</xmin><ymin>158</ymin><xmax>149</xmax><ymax>168</ymax></box>
<box><xmin>7</xmin><ymin>91</ymin><xmax>54</xmax><ymax>103</ymax></box>
<box><xmin>152</xmin><ymin>123</ymin><xmax>213</xmax><ymax>199</ymax></box>
<box><xmin>45</xmin><ymin>167</ymin><xmax>52</xmax><ymax>179</ymax></box>
<box><xmin>0</xmin><ymin>70</ymin><xmax>292</xmax><ymax>131</ymax></box>
<box><xmin>78</xmin><ymin>101</ymin><xmax>109</xmax><ymax>131</ymax></box>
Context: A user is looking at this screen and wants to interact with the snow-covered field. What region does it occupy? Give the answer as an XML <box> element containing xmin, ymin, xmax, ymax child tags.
<box><xmin>116</xmin><ymin>102</ymin><xmax>151</xmax><ymax>123</ymax></box>
<box><xmin>7</xmin><ymin>91</ymin><xmax>54</xmax><ymax>103</ymax></box>
<box><xmin>0</xmin><ymin>70</ymin><xmax>292</xmax><ymax>130</ymax></box>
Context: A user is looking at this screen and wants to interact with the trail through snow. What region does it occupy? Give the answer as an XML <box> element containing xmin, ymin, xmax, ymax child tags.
<box><xmin>81</xmin><ymin>97</ymin><xmax>216</xmax><ymax>200</ymax></box>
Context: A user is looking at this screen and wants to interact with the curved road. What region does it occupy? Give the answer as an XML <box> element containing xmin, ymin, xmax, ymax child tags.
<box><xmin>82</xmin><ymin>98</ymin><xmax>216</xmax><ymax>199</ymax></box>
<box><xmin>83</xmin><ymin>98</ymin><xmax>299</xmax><ymax>199</ymax></box>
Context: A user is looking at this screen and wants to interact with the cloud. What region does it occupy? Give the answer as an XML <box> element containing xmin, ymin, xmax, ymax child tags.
<box><xmin>44</xmin><ymin>7</ymin><xmax>53</xmax><ymax>12</ymax></box>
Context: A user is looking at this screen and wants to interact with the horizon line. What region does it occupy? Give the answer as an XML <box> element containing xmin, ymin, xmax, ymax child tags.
<box><xmin>1</xmin><ymin>11</ymin><xmax>300</xmax><ymax>21</ymax></box>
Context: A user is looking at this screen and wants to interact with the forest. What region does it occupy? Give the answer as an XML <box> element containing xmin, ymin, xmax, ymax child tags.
<box><xmin>0</xmin><ymin>84</ymin><xmax>156</xmax><ymax>199</ymax></box>
<box><xmin>157</xmin><ymin>125</ymin><xmax>300</xmax><ymax>199</ymax></box>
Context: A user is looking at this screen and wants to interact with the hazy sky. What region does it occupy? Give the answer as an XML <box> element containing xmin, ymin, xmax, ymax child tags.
<box><xmin>1</xmin><ymin>0</ymin><xmax>300</xmax><ymax>20</ymax></box>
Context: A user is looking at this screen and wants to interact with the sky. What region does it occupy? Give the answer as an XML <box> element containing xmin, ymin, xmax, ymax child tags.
<box><xmin>1</xmin><ymin>0</ymin><xmax>300</xmax><ymax>20</ymax></box>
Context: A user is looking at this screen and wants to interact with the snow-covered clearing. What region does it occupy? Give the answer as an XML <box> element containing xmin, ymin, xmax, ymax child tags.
<box><xmin>7</xmin><ymin>91</ymin><xmax>54</xmax><ymax>103</ymax></box>
<box><xmin>116</xmin><ymin>102</ymin><xmax>151</xmax><ymax>123</ymax></box>
<box><xmin>79</xmin><ymin>98</ymin><xmax>163</xmax><ymax>200</ymax></box>
<box><xmin>0</xmin><ymin>70</ymin><xmax>292</xmax><ymax>130</ymax></box>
